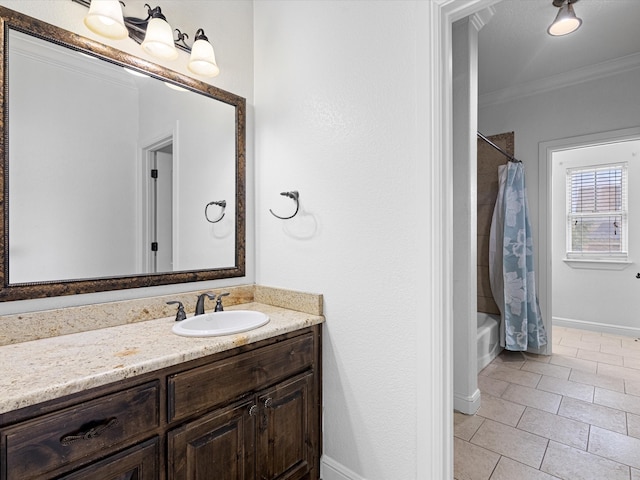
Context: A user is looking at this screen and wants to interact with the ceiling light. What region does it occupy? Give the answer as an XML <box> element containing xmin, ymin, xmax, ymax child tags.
<box><xmin>188</xmin><ymin>29</ymin><xmax>219</xmax><ymax>77</ymax></box>
<box><xmin>83</xmin><ymin>0</ymin><xmax>127</xmax><ymax>39</ymax></box>
<box><xmin>548</xmin><ymin>0</ymin><xmax>582</xmax><ymax>36</ymax></box>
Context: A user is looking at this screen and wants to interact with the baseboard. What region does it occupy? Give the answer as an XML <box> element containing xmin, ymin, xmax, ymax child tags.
<box><xmin>453</xmin><ymin>387</ymin><xmax>481</xmax><ymax>415</ymax></box>
<box><xmin>553</xmin><ymin>316</ymin><xmax>640</xmax><ymax>338</ymax></box>
<box><xmin>321</xmin><ymin>455</ymin><xmax>367</xmax><ymax>480</ymax></box>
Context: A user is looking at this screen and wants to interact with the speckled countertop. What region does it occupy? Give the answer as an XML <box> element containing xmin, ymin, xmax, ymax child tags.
<box><xmin>0</xmin><ymin>301</ymin><xmax>323</xmax><ymax>415</ymax></box>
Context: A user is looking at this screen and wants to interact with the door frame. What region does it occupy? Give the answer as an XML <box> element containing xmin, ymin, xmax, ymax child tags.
<box><xmin>538</xmin><ymin>126</ymin><xmax>640</xmax><ymax>343</ymax></box>
<box><xmin>425</xmin><ymin>1</ymin><xmax>501</xmax><ymax>478</ymax></box>
<box><xmin>139</xmin><ymin>127</ymin><xmax>179</xmax><ymax>274</ymax></box>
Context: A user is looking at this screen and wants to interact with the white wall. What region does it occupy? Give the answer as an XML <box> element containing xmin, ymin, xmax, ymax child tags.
<box><xmin>552</xmin><ymin>139</ymin><xmax>640</xmax><ymax>334</ymax></box>
<box><xmin>254</xmin><ymin>2</ymin><xmax>434</xmax><ymax>478</ymax></box>
<box><xmin>479</xmin><ymin>66</ymin><xmax>640</xmax><ymax>334</ymax></box>
<box><xmin>0</xmin><ymin>0</ymin><xmax>255</xmax><ymax>314</ymax></box>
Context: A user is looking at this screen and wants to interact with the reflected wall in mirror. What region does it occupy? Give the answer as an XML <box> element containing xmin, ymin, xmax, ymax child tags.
<box><xmin>0</xmin><ymin>6</ymin><xmax>246</xmax><ymax>301</ymax></box>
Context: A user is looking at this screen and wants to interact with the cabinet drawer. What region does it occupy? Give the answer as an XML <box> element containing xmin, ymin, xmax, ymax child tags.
<box><xmin>169</xmin><ymin>333</ymin><xmax>314</xmax><ymax>422</ymax></box>
<box><xmin>1</xmin><ymin>381</ymin><xmax>159</xmax><ymax>480</ymax></box>
<box><xmin>59</xmin><ymin>437</ymin><xmax>159</xmax><ymax>480</ymax></box>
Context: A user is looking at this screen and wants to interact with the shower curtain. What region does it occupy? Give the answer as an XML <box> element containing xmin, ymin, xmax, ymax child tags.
<box><xmin>489</xmin><ymin>162</ymin><xmax>547</xmax><ymax>351</ymax></box>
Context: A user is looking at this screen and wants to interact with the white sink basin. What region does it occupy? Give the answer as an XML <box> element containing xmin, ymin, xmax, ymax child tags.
<box><xmin>172</xmin><ymin>310</ymin><xmax>269</xmax><ymax>337</ymax></box>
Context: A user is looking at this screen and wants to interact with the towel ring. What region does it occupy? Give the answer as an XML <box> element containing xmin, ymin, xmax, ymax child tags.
<box><xmin>269</xmin><ymin>191</ymin><xmax>299</xmax><ymax>220</ymax></box>
<box><xmin>205</xmin><ymin>200</ymin><xmax>226</xmax><ymax>223</ymax></box>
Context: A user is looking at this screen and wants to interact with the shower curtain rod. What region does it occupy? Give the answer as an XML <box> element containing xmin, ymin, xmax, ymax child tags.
<box><xmin>477</xmin><ymin>131</ymin><xmax>522</xmax><ymax>163</ymax></box>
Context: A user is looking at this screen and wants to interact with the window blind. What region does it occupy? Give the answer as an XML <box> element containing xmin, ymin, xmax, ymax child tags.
<box><xmin>566</xmin><ymin>164</ymin><xmax>628</xmax><ymax>257</ymax></box>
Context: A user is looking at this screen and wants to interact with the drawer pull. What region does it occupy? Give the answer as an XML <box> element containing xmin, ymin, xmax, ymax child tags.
<box><xmin>60</xmin><ymin>417</ymin><xmax>119</xmax><ymax>446</ymax></box>
<box><xmin>264</xmin><ymin>397</ymin><xmax>273</xmax><ymax>409</ymax></box>
<box><xmin>249</xmin><ymin>404</ymin><xmax>258</xmax><ymax>416</ymax></box>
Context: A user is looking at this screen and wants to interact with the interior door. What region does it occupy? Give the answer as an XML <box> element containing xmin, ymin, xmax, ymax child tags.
<box><xmin>154</xmin><ymin>148</ymin><xmax>173</xmax><ymax>272</ymax></box>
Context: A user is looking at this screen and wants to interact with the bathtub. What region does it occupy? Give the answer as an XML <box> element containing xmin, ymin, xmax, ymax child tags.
<box><xmin>477</xmin><ymin>312</ymin><xmax>501</xmax><ymax>372</ymax></box>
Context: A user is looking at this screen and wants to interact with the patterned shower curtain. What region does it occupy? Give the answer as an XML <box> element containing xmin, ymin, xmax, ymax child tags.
<box><xmin>489</xmin><ymin>162</ymin><xmax>547</xmax><ymax>351</ymax></box>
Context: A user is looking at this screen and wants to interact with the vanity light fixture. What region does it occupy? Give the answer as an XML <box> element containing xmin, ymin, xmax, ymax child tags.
<box><xmin>140</xmin><ymin>5</ymin><xmax>177</xmax><ymax>60</ymax></box>
<box><xmin>188</xmin><ymin>29</ymin><xmax>220</xmax><ymax>77</ymax></box>
<box><xmin>83</xmin><ymin>0</ymin><xmax>128</xmax><ymax>39</ymax></box>
<box><xmin>548</xmin><ymin>0</ymin><xmax>582</xmax><ymax>36</ymax></box>
<box><xmin>74</xmin><ymin>0</ymin><xmax>220</xmax><ymax>76</ymax></box>
<box><xmin>123</xmin><ymin>67</ymin><xmax>150</xmax><ymax>78</ymax></box>
<box><xmin>164</xmin><ymin>82</ymin><xmax>188</xmax><ymax>92</ymax></box>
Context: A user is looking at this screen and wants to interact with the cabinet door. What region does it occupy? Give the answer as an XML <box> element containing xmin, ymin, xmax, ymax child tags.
<box><xmin>59</xmin><ymin>437</ymin><xmax>159</xmax><ymax>480</ymax></box>
<box><xmin>168</xmin><ymin>400</ymin><xmax>255</xmax><ymax>480</ymax></box>
<box><xmin>257</xmin><ymin>373</ymin><xmax>314</xmax><ymax>480</ymax></box>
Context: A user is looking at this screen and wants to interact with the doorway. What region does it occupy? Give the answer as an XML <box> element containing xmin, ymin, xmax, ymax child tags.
<box><xmin>540</xmin><ymin>127</ymin><xmax>640</xmax><ymax>337</ymax></box>
<box><xmin>422</xmin><ymin>1</ymin><xmax>503</xmax><ymax>478</ymax></box>
<box><xmin>141</xmin><ymin>135</ymin><xmax>175</xmax><ymax>274</ymax></box>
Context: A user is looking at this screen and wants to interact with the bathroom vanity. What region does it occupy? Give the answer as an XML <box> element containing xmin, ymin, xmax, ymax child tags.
<box><xmin>0</xmin><ymin>6</ymin><xmax>323</xmax><ymax>478</ymax></box>
<box><xmin>0</xmin><ymin>302</ymin><xmax>322</xmax><ymax>480</ymax></box>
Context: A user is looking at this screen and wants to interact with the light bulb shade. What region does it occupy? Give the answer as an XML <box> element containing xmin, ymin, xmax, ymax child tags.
<box><xmin>84</xmin><ymin>0</ymin><xmax>128</xmax><ymax>40</ymax></box>
<box><xmin>141</xmin><ymin>17</ymin><xmax>178</xmax><ymax>60</ymax></box>
<box><xmin>164</xmin><ymin>82</ymin><xmax>188</xmax><ymax>92</ymax></box>
<box><xmin>548</xmin><ymin>2</ymin><xmax>582</xmax><ymax>36</ymax></box>
<box><xmin>188</xmin><ymin>38</ymin><xmax>220</xmax><ymax>77</ymax></box>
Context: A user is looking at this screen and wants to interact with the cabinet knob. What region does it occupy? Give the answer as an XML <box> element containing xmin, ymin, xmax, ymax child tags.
<box><xmin>249</xmin><ymin>404</ymin><xmax>258</xmax><ymax>416</ymax></box>
<box><xmin>264</xmin><ymin>397</ymin><xmax>273</xmax><ymax>409</ymax></box>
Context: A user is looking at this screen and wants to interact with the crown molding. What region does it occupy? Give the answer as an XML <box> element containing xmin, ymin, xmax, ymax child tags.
<box><xmin>479</xmin><ymin>51</ymin><xmax>640</xmax><ymax>108</ymax></box>
<box><xmin>11</xmin><ymin>30</ymin><xmax>138</xmax><ymax>91</ymax></box>
<box><xmin>470</xmin><ymin>5</ymin><xmax>496</xmax><ymax>31</ymax></box>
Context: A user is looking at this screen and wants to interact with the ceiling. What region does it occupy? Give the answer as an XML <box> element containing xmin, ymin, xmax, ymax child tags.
<box><xmin>477</xmin><ymin>0</ymin><xmax>640</xmax><ymax>97</ymax></box>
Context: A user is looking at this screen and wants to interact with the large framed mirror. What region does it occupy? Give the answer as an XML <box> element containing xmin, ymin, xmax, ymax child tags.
<box><xmin>0</xmin><ymin>6</ymin><xmax>246</xmax><ymax>301</ymax></box>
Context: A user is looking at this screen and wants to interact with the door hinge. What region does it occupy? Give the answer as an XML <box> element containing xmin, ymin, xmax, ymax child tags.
<box><xmin>151</xmin><ymin>242</ymin><xmax>158</xmax><ymax>252</ymax></box>
<box><xmin>151</xmin><ymin>169</ymin><xmax>158</xmax><ymax>179</ymax></box>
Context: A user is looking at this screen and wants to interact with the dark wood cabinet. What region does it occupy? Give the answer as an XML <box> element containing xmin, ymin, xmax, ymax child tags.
<box><xmin>59</xmin><ymin>438</ymin><xmax>159</xmax><ymax>480</ymax></box>
<box><xmin>1</xmin><ymin>382</ymin><xmax>160</xmax><ymax>480</ymax></box>
<box><xmin>0</xmin><ymin>325</ymin><xmax>321</xmax><ymax>480</ymax></box>
<box><xmin>167</xmin><ymin>332</ymin><xmax>315</xmax><ymax>423</ymax></box>
<box><xmin>169</xmin><ymin>372</ymin><xmax>314</xmax><ymax>480</ymax></box>
<box><xmin>168</xmin><ymin>399</ymin><xmax>256</xmax><ymax>480</ymax></box>
<box><xmin>257</xmin><ymin>373</ymin><xmax>314</xmax><ymax>480</ymax></box>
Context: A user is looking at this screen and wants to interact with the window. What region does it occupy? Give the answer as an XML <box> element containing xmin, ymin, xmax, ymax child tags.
<box><xmin>566</xmin><ymin>163</ymin><xmax>628</xmax><ymax>259</ymax></box>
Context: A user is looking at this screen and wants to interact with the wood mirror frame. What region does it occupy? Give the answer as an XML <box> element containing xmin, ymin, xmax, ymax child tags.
<box><xmin>0</xmin><ymin>6</ymin><xmax>246</xmax><ymax>301</ymax></box>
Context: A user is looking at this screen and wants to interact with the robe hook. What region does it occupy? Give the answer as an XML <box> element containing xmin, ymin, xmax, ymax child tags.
<box><xmin>269</xmin><ymin>191</ymin><xmax>300</xmax><ymax>220</ymax></box>
<box><xmin>205</xmin><ymin>200</ymin><xmax>226</xmax><ymax>223</ymax></box>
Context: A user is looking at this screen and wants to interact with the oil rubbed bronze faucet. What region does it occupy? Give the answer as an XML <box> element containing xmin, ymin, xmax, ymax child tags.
<box><xmin>214</xmin><ymin>292</ymin><xmax>230</xmax><ymax>312</ymax></box>
<box><xmin>166</xmin><ymin>301</ymin><xmax>187</xmax><ymax>321</ymax></box>
<box><xmin>195</xmin><ymin>292</ymin><xmax>216</xmax><ymax>315</ymax></box>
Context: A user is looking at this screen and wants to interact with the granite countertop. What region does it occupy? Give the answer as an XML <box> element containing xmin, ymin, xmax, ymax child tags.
<box><xmin>0</xmin><ymin>302</ymin><xmax>324</xmax><ymax>415</ymax></box>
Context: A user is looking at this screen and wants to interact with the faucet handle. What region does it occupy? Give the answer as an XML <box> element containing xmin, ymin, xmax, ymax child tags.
<box><xmin>215</xmin><ymin>292</ymin><xmax>230</xmax><ymax>312</ymax></box>
<box><xmin>167</xmin><ymin>301</ymin><xmax>187</xmax><ymax>321</ymax></box>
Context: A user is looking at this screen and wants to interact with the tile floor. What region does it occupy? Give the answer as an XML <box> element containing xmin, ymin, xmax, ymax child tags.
<box><xmin>454</xmin><ymin>325</ymin><xmax>640</xmax><ymax>480</ymax></box>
